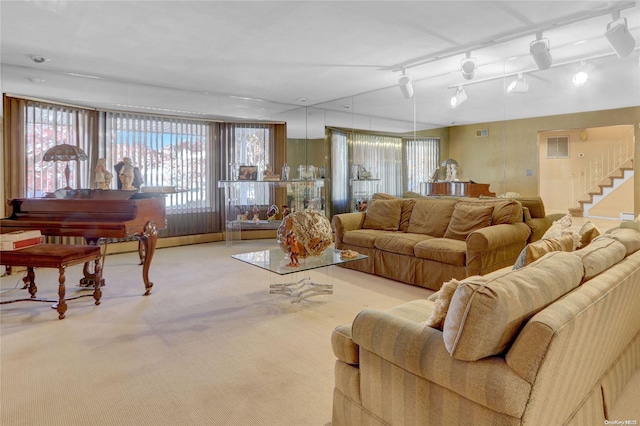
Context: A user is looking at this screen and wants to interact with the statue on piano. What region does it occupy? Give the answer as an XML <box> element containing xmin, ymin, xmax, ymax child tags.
<box><xmin>94</xmin><ymin>158</ymin><xmax>113</xmax><ymax>190</ymax></box>
<box><xmin>114</xmin><ymin>157</ymin><xmax>144</xmax><ymax>191</ymax></box>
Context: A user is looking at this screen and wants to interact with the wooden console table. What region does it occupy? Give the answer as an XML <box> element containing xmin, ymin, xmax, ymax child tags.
<box><xmin>0</xmin><ymin>244</ymin><xmax>103</xmax><ymax>319</ymax></box>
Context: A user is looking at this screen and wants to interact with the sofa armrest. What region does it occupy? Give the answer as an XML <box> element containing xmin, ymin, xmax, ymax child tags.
<box><xmin>466</xmin><ymin>222</ymin><xmax>531</xmax><ymax>275</ymax></box>
<box><xmin>351</xmin><ymin>308</ymin><xmax>531</xmax><ymax>417</ymax></box>
<box><xmin>331</xmin><ymin>212</ymin><xmax>366</xmax><ymax>244</ymax></box>
<box><xmin>351</xmin><ymin>308</ymin><xmax>448</xmax><ymax>377</ymax></box>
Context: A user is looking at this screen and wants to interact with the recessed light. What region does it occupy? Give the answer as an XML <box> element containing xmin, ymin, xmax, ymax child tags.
<box><xmin>298</xmin><ymin>98</ymin><xmax>308</xmax><ymax>103</ymax></box>
<box><xmin>28</xmin><ymin>54</ymin><xmax>50</xmax><ymax>64</ymax></box>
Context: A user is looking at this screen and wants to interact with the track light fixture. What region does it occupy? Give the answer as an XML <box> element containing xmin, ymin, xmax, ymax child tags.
<box><xmin>530</xmin><ymin>32</ymin><xmax>552</xmax><ymax>70</ymax></box>
<box><xmin>398</xmin><ymin>69</ymin><xmax>414</xmax><ymax>99</ymax></box>
<box><xmin>450</xmin><ymin>86</ymin><xmax>467</xmax><ymax>109</ymax></box>
<box><xmin>461</xmin><ymin>52</ymin><xmax>477</xmax><ymax>80</ymax></box>
<box><xmin>605</xmin><ymin>10</ymin><xmax>636</xmax><ymax>58</ymax></box>
<box><xmin>507</xmin><ymin>73</ymin><xmax>529</xmax><ymax>93</ymax></box>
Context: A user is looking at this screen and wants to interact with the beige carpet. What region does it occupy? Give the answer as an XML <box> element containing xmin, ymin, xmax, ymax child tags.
<box><xmin>2</xmin><ymin>238</ymin><xmax>638</xmax><ymax>425</ymax></box>
<box><xmin>1</xmin><ymin>240</ymin><xmax>429</xmax><ymax>425</ymax></box>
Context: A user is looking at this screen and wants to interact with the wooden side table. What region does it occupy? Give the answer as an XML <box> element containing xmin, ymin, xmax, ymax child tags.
<box><xmin>0</xmin><ymin>244</ymin><xmax>103</xmax><ymax>319</ymax></box>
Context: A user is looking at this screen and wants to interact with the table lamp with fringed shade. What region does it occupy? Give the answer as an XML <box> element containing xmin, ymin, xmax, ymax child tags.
<box><xmin>42</xmin><ymin>143</ymin><xmax>88</xmax><ymax>189</ymax></box>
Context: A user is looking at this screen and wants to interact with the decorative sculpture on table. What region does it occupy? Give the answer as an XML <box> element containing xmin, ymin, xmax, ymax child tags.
<box><xmin>277</xmin><ymin>210</ymin><xmax>332</xmax><ymax>263</ymax></box>
<box><xmin>94</xmin><ymin>158</ymin><xmax>113</xmax><ymax>190</ymax></box>
<box><xmin>286</xmin><ymin>231</ymin><xmax>301</xmax><ymax>266</ymax></box>
<box><xmin>267</xmin><ymin>205</ymin><xmax>279</xmax><ymax>221</ymax></box>
<box><xmin>253</xmin><ymin>204</ymin><xmax>260</xmax><ymax>223</ymax></box>
<box><xmin>281</xmin><ymin>163</ymin><xmax>290</xmax><ymax>181</ymax></box>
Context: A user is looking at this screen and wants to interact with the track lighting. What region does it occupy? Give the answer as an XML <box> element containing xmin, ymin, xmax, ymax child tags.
<box><xmin>507</xmin><ymin>73</ymin><xmax>529</xmax><ymax>93</ymax></box>
<box><xmin>605</xmin><ymin>10</ymin><xmax>636</xmax><ymax>58</ymax></box>
<box><xmin>450</xmin><ymin>86</ymin><xmax>467</xmax><ymax>109</ymax></box>
<box><xmin>530</xmin><ymin>33</ymin><xmax>552</xmax><ymax>70</ymax></box>
<box><xmin>398</xmin><ymin>70</ymin><xmax>414</xmax><ymax>99</ymax></box>
<box><xmin>461</xmin><ymin>52</ymin><xmax>477</xmax><ymax>80</ymax></box>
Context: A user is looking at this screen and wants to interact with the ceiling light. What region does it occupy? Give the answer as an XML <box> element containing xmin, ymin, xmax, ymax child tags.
<box><xmin>461</xmin><ymin>53</ymin><xmax>477</xmax><ymax>80</ymax></box>
<box><xmin>605</xmin><ymin>11</ymin><xmax>636</xmax><ymax>58</ymax></box>
<box><xmin>28</xmin><ymin>54</ymin><xmax>50</xmax><ymax>64</ymax></box>
<box><xmin>572</xmin><ymin>71</ymin><xmax>589</xmax><ymax>87</ymax></box>
<box><xmin>450</xmin><ymin>86</ymin><xmax>467</xmax><ymax>109</ymax></box>
<box><xmin>530</xmin><ymin>33</ymin><xmax>552</xmax><ymax>70</ymax></box>
<box><xmin>507</xmin><ymin>73</ymin><xmax>529</xmax><ymax>93</ymax></box>
<box><xmin>398</xmin><ymin>70</ymin><xmax>413</xmax><ymax>99</ymax></box>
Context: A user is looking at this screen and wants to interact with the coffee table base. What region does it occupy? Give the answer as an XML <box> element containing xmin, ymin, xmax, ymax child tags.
<box><xmin>269</xmin><ymin>275</ymin><xmax>333</xmax><ymax>303</ymax></box>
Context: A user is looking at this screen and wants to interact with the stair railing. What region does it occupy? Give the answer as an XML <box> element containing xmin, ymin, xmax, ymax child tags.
<box><xmin>571</xmin><ymin>132</ymin><xmax>634</xmax><ymax>209</ymax></box>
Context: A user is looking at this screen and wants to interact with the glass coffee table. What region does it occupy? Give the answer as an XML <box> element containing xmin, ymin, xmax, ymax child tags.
<box><xmin>232</xmin><ymin>248</ymin><xmax>367</xmax><ymax>302</ymax></box>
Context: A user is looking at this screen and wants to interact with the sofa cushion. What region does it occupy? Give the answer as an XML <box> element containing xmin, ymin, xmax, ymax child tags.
<box><xmin>362</xmin><ymin>198</ymin><xmax>404</xmax><ymax>231</ymax></box>
<box><xmin>406</xmin><ymin>198</ymin><xmax>457</xmax><ymax>237</ymax></box>
<box><xmin>512</xmin><ymin>234</ymin><xmax>575</xmax><ymax>270</ymax></box>
<box><xmin>467</xmin><ymin>198</ymin><xmax>523</xmax><ymax>225</ymax></box>
<box><xmin>443</xmin><ymin>251</ymin><xmax>584</xmax><ymax>361</ymax></box>
<box><xmin>331</xmin><ymin>323</ymin><xmax>359</xmax><ymax>365</ymax></box>
<box><xmin>374</xmin><ymin>232</ymin><xmax>433</xmax><ymax>256</ymax></box>
<box><xmin>515</xmin><ymin>196</ymin><xmax>546</xmax><ymax>218</ymax></box>
<box><xmin>424</xmin><ymin>278</ymin><xmax>461</xmax><ymax>330</ymax></box>
<box><xmin>572</xmin><ymin>237</ymin><xmax>626</xmax><ymax>281</ymax></box>
<box><xmin>343</xmin><ymin>229</ymin><xmax>391</xmax><ymax>248</ymax></box>
<box><xmin>578</xmin><ymin>220</ymin><xmax>600</xmax><ymax>249</ymax></box>
<box><xmin>414</xmin><ymin>238</ymin><xmax>466</xmax><ymax>266</ymax></box>
<box><xmin>398</xmin><ymin>198</ymin><xmax>416</xmax><ymax>232</ymax></box>
<box><xmin>599</xmin><ymin>228</ymin><xmax>640</xmax><ymax>256</ymax></box>
<box><xmin>443</xmin><ymin>202</ymin><xmax>494</xmax><ymax>241</ymax></box>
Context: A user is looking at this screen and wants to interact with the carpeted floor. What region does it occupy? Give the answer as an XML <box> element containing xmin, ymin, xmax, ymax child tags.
<box><xmin>0</xmin><ymin>240</ymin><xmax>429</xmax><ymax>425</ymax></box>
<box><xmin>1</xmin><ymin>237</ymin><xmax>638</xmax><ymax>425</ymax></box>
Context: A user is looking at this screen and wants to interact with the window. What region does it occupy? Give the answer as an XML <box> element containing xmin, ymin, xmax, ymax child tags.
<box><xmin>23</xmin><ymin>100</ymin><xmax>94</xmax><ymax>197</ymax></box>
<box><xmin>547</xmin><ymin>136</ymin><xmax>569</xmax><ymax>158</ymax></box>
<box><xmin>101</xmin><ymin>112</ymin><xmax>212</xmax><ymax>211</ymax></box>
<box><xmin>349</xmin><ymin>132</ymin><xmax>403</xmax><ymax>197</ymax></box>
<box><xmin>404</xmin><ymin>138</ymin><xmax>440</xmax><ymax>193</ymax></box>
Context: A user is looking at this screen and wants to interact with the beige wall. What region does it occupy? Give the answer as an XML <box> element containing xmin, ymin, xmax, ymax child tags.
<box><xmin>448</xmin><ymin>106</ymin><xmax>640</xmax><ymax>215</ymax></box>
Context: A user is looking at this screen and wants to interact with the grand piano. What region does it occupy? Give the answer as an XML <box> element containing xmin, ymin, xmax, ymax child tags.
<box><xmin>1</xmin><ymin>189</ymin><xmax>166</xmax><ymax>295</ymax></box>
<box><xmin>421</xmin><ymin>181</ymin><xmax>496</xmax><ymax>197</ymax></box>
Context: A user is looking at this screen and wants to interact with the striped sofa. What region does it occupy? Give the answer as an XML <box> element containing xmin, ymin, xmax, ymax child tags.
<box><xmin>331</xmin><ymin>227</ymin><xmax>640</xmax><ymax>425</ymax></box>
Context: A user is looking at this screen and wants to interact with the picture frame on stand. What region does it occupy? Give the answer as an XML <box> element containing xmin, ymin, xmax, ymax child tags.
<box><xmin>238</xmin><ymin>165</ymin><xmax>258</xmax><ymax>181</ymax></box>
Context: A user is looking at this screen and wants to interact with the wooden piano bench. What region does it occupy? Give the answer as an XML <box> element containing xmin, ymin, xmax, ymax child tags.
<box><xmin>0</xmin><ymin>244</ymin><xmax>103</xmax><ymax>319</ymax></box>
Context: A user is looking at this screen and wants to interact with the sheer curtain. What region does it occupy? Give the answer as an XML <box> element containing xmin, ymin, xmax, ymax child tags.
<box><xmin>404</xmin><ymin>138</ymin><xmax>440</xmax><ymax>193</ymax></box>
<box><xmin>350</xmin><ymin>133</ymin><xmax>403</xmax><ymax>196</ymax></box>
<box><xmin>331</xmin><ymin>130</ymin><xmax>349</xmax><ymax>214</ymax></box>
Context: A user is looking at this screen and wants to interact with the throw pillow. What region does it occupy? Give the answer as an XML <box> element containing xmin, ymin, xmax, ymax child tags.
<box><xmin>578</xmin><ymin>221</ymin><xmax>600</xmax><ymax>249</ymax></box>
<box><xmin>424</xmin><ymin>279</ymin><xmax>460</xmax><ymax>330</ymax></box>
<box><xmin>443</xmin><ymin>251</ymin><xmax>584</xmax><ymax>361</ymax></box>
<box><xmin>512</xmin><ymin>234</ymin><xmax>575</xmax><ymax>270</ymax></box>
<box><xmin>542</xmin><ymin>214</ymin><xmax>579</xmax><ymax>249</ymax></box>
<box><xmin>362</xmin><ymin>199</ymin><xmax>403</xmax><ymax>231</ymax></box>
<box><xmin>443</xmin><ymin>202</ymin><xmax>494</xmax><ymax>241</ymax></box>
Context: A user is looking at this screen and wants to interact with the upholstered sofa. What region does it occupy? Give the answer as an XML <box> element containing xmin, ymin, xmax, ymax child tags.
<box><xmin>332</xmin><ymin>194</ymin><xmax>532</xmax><ymax>290</ymax></box>
<box><xmin>331</xmin><ymin>227</ymin><xmax>640</xmax><ymax>425</ymax></box>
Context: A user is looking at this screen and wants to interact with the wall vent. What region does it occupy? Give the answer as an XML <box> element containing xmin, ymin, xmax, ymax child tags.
<box><xmin>475</xmin><ymin>129</ymin><xmax>489</xmax><ymax>137</ymax></box>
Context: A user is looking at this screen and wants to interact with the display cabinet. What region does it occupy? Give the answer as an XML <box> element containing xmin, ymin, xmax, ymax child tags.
<box><xmin>349</xmin><ymin>179</ymin><xmax>380</xmax><ymax>212</ymax></box>
<box><xmin>218</xmin><ymin>180</ymin><xmax>325</xmax><ymax>243</ymax></box>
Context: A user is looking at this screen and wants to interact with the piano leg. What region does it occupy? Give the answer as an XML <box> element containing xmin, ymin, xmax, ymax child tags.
<box><xmin>135</xmin><ymin>221</ymin><xmax>158</xmax><ymax>296</ymax></box>
<box><xmin>56</xmin><ymin>266</ymin><xmax>68</xmax><ymax>320</ymax></box>
<box><xmin>79</xmin><ymin>238</ymin><xmax>107</xmax><ymax>288</ymax></box>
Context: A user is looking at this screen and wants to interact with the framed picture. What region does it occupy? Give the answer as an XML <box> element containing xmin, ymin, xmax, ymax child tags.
<box><xmin>238</xmin><ymin>165</ymin><xmax>258</xmax><ymax>181</ymax></box>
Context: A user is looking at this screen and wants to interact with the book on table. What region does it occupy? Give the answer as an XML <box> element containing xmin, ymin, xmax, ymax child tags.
<box><xmin>0</xmin><ymin>230</ymin><xmax>44</xmax><ymax>251</ymax></box>
<box><xmin>0</xmin><ymin>230</ymin><xmax>42</xmax><ymax>242</ymax></box>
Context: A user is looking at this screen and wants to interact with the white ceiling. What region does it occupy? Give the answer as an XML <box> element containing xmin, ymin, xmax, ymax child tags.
<box><xmin>1</xmin><ymin>1</ymin><xmax>639</xmax><ymax>138</ymax></box>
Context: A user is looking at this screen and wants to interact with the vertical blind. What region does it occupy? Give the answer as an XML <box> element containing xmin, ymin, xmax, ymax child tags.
<box><xmin>101</xmin><ymin>112</ymin><xmax>216</xmax><ymax>236</ymax></box>
<box><xmin>23</xmin><ymin>100</ymin><xmax>95</xmax><ymax>197</ymax></box>
<box><xmin>331</xmin><ymin>130</ymin><xmax>349</xmax><ymax>214</ymax></box>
